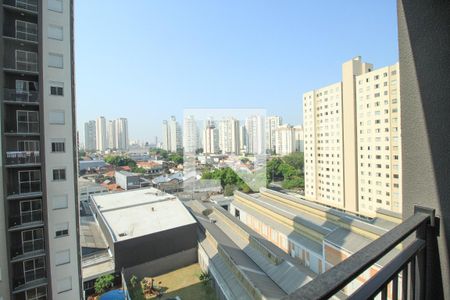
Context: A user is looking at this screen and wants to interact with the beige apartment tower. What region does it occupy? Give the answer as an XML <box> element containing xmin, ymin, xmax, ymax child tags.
<box><xmin>0</xmin><ymin>0</ymin><xmax>82</xmax><ymax>299</ymax></box>
<box><xmin>303</xmin><ymin>57</ymin><xmax>402</xmax><ymax>217</ymax></box>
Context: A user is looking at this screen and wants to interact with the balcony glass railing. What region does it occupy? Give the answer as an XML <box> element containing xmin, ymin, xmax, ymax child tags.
<box><xmin>4</xmin><ymin>0</ymin><xmax>38</xmax><ymax>12</ymax></box>
<box><xmin>13</xmin><ymin>270</ymin><xmax>46</xmax><ymax>289</ymax></box>
<box><xmin>8</xmin><ymin>183</ymin><xmax>41</xmax><ymax>198</ymax></box>
<box><xmin>15</xmin><ymin>61</ymin><xmax>38</xmax><ymax>72</ymax></box>
<box><xmin>4</xmin><ymin>89</ymin><xmax>39</xmax><ymax>103</ymax></box>
<box><xmin>15</xmin><ymin>123</ymin><xmax>40</xmax><ymax>134</ymax></box>
<box><xmin>9</xmin><ymin>211</ymin><xmax>43</xmax><ymax>228</ymax></box>
<box><xmin>10</xmin><ymin>240</ymin><xmax>44</xmax><ymax>259</ymax></box>
<box><xmin>6</xmin><ymin>151</ymin><xmax>40</xmax><ymax>165</ymax></box>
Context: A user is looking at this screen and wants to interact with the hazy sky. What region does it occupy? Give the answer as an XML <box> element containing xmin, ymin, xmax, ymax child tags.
<box><xmin>75</xmin><ymin>0</ymin><xmax>398</xmax><ymax>143</ymax></box>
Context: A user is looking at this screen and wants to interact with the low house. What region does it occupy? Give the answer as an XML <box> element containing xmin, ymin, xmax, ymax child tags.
<box><xmin>136</xmin><ymin>161</ymin><xmax>164</xmax><ymax>175</ymax></box>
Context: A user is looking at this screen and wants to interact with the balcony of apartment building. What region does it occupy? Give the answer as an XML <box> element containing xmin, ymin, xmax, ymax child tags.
<box><xmin>8</xmin><ymin>198</ymin><xmax>43</xmax><ymax>231</ymax></box>
<box><xmin>2</xmin><ymin>0</ymin><xmax>38</xmax><ymax>14</ymax></box>
<box><xmin>5</xmin><ymin>168</ymin><xmax>42</xmax><ymax>200</ymax></box>
<box><xmin>11</xmin><ymin>256</ymin><xmax>47</xmax><ymax>294</ymax></box>
<box><xmin>9</xmin><ymin>226</ymin><xmax>45</xmax><ymax>263</ymax></box>
<box><xmin>2</xmin><ymin>24</ymin><xmax>38</xmax><ymax>75</ymax></box>
<box><xmin>3</xmin><ymin>106</ymin><xmax>40</xmax><ymax>136</ymax></box>
<box><xmin>2</xmin><ymin>5</ymin><xmax>38</xmax><ymax>44</ymax></box>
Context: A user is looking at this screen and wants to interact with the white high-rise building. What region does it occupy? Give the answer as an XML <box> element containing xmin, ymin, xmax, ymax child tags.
<box><xmin>0</xmin><ymin>1</ymin><xmax>82</xmax><ymax>298</ymax></box>
<box><xmin>274</xmin><ymin>124</ymin><xmax>304</xmax><ymax>156</ymax></box>
<box><xmin>183</xmin><ymin>115</ymin><xmax>199</xmax><ymax>153</ymax></box>
<box><xmin>266</xmin><ymin>116</ymin><xmax>282</xmax><ymax>153</ymax></box>
<box><xmin>115</xmin><ymin>118</ymin><xmax>129</xmax><ymax>151</ymax></box>
<box><xmin>84</xmin><ymin>120</ymin><xmax>96</xmax><ymax>151</ymax></box>
<box><xmin>162</xmin><ymin>116</ymin><xmax>181</xmax><ymax>152</ymax></box>
<box><xmin>203</xmin><ymin>119</ymin><xmax>219</xmax><ymax>154</ymax></box>
<box><xmin>107</xmin><ymin>120</ymin><xmax>116</xmax><ymax>150</ymax></box>
<box><xmin>293</xmin><ymin>125</ymin><xmax>304</xmax><ymax>152</ymax></box>
<box><xmin>239</xmin><ymin>125</ymin><xmax>248</xmax><ymax>154</ymax></box>
<box><xmin>218</xmin><ymin>118</ymin><xmax>240</xmax><ymax>154</ymax></box>
<box><xmin>96</xmin><ymin>116</ymin><xmax>107</xmax><ymax>151</ymax></box>
<box><xmin>303</xmin><ymin>56</ymin><xmax>401</xmax><ymax>217</ymax></box>
<box><xmin>245</xmin><ymin>115</ymin><xmax>265</xmax><ymax>155</ymax></box>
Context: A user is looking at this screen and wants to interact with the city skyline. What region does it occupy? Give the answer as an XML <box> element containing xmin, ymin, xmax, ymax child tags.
<box><xmin>75</xmin><ymin>1</ymin><xmax>398</xmax><ymax>142</ymax></box>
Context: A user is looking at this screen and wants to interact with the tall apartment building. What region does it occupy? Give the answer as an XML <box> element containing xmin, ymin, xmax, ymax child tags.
<box><xmin>303</xmin><ymin>56</ymin><xmax>401</xmax><ymax>217</ymax></box>
<box><xmin>95</xmin><ymin>116</ymin><xmax>106</xmax><ymax>152</ymax></box>
<box><xmin>161</xmin><ymin>116</ymin><xmax>181</xmax><ymax>153</ymax></box>
<box><xmin>274</xmin><ymin>124</ymin><xmax>304</xmax><ymax>156</ymax></box>
<box><xmin>84</xmin><ymin>120</ymin><xmax>96</xmax><ymax>151</ymax></box>
<box><xmin>182</xmin><ymin>115</ymin><xmax>199</xmax><ymax>154</ymax></box>
<box><xmin>203</xmin><ymin>119</ymin><xmax>219</xmax><ymax>154</ymax></box>
<box><xmin>107</xmin><ymin>120</ymin><xmax>116</xmax><ymax>150</ymax></box>
<box><xmin>114</xmin><ymin>118</ymin><xmax>128</xmax><ymax>151</ymax></box>
<box><xmin>239</xmin><ymin>125</ymin><xmax>247</xmax><ymax>154</ymax></box>
<box><xmin>218</xmin><ymin>118</ymin><xmax>240</xmax><ymax>155</ymax></box>
<box><xmin>245</xmin><ymin>115</ymin><xmax>265</xmax><ymax>155</ymax></box>
<box><xmin>265</xmin><ymin>116</ymin><xmax>282</xmax><ymax>153</ymax></box>
<box><xmin>0</xmin><ymin>0</ymin><xmax>82</xmax><ymax>299</ymax></box>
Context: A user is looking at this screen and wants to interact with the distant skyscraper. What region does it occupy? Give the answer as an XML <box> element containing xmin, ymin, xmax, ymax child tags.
<box><xmin>162</xmin><ymin>116</ymin><xmax>181</xmax><ymax>152</ymax></box>
<box><xmin>266</xmin><ymin>116</ymin><xmax>282</xmax><ymax>153</ymax></box>
<box><xmin>245</xmin><ymin>115</ymin><xmax>265</xmax><ymax>155</ymax></box>
<box><xmin>107</xmin><ymin>120</ymin><xmax>116</xmax><ymax>150</ymax></box>
<box><xmin>183</xmin><ymin>115</ymin><xmax>199</xmax><ymax>153</ymax></box>
<box><xmin>303</xmin><ymin>56</ymin><xmax>401</xmax><ymax>216</ymax></box>
<box><xmin>84</xmin><ymin>120</ymin><xmax>97</xmax><ymax>151</ymax></box>
<box><xmin>293</xmin><ymin>125</ymin><xmax>304</xmax><ymax>152</ymax></box>
<box><xmin>219</xmin><ymin>118</ymin><xmax>240</xmax><ymax>154</ymax></box>
<box><xmin>239</xmin><ymin>125</ymin><xmax>248</xmax><ymax>154</ymax></box>
<box><xmin>96</xmin><ymin>116</ymin><xmax>107</xmax><ymax>151</ymax></box>
<box><xmin>274</xmin><ymin>124</ymin><xmax>304</xmax><ymax>156</ymax></box>
<box><xmin>203</xmin><ymin>119</ymin><xmax>219</xmax><ymax>154</ymax></box>
<box><xmin>115</xmin><ymin>118</ymin><xmax>129</xmax><ymax>150</ymax></box>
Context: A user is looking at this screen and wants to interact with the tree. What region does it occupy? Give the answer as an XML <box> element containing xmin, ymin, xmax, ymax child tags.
<box><xmin>282</xmin><ymin>152</ymin><xmax>304</xmax><ymax>173</ymax></box>
<box><xmin>104</xmin><ymin>155</ymin><xmax>136</xmax><ymax>168</ymax></box>
<box><xmin>95</xmin><ymin>274</ymin><xmax>114</xmax><ymax>294</ymax></box>
<box><xmin>224</xmin><ymin>184</ymin><xmax>236</xmax><ymax>196</ymax></box>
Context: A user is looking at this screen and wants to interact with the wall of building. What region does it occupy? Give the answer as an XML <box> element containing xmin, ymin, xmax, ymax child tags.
<box><xmin>41</xmin><ymin>0</ymin><xmax>82</xmax><ymax>298</ymax></box>
<box><xmin>398</xmin><ymin>0</ymin><xmax>450</xmax><ymax>298</ymax></box>
<box><xmin>114</xmin><ymin>223</ymin><xmax>198</xmax><ymax>271</ymax></box>
<box><xmin>122</xmin><ymin>248</ymin><xmax>197</xmax><ymax>280</ymax></box>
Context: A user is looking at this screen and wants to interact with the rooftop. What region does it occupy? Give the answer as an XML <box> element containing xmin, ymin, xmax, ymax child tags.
<box><xmin>91</xmin><ymin>188</ymin><xmax>196</xmax><ymax>242</ymax></box>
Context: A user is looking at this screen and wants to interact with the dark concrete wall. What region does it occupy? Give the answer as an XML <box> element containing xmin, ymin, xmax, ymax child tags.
<box><xmin>122</xmin><ymin>248</ymin><xmax>197</xmax><ymax>280</ymax></box>
<box><xmin>398</xmin><ymin>0</ymin><xmax>450</xmax><ymax>298</ymax></box>
<box><xmin>114</xmin><ymin>223</ymin><xmax>197</xmax><ymax>271</ymax></box>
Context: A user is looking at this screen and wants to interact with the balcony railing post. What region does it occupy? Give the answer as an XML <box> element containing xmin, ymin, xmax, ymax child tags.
<box><xmin>413</xmin><ymin>205</ymin><xmax>436</xmax><ymax>300</ymax></box>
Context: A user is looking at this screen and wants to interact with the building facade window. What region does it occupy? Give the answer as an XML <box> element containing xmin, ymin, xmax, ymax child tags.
<box><xmin>49</xmin><ymin>110</ymin><xmax>65</xmax><ymax>124</ymax></box>
<box><xmin>50</xmin><ymin>81</ymin><xmax>64</xmax><ymax>96</ymax></box>
<box><xmin>57</xmin><ymin>277</ymin><xmax>72</xmax><ymax>294</ymax></box>
<box><xmin>25</xmin><ymin>287</ymin><xmax>47</xmax><ymax>300</ymax></box>
<box><xmin>55</xmin><ymin>249</ymin><xmax>70</xmax><ymax>266</ymax></box>
<box><xmin>23</xmin><ymin>257</ymin><xmax>45</xmax><ymax>283</ymax></box>
<box><xmin>55</xmin><ymin>222</ymin><xmax>69</xmax><ymax>238</ymax></box>
<box><xmin>51</xmin><ymin>139</ymin><xmax>65</xmax><ymax>152</ymax></box>
<box><xmin>48</xmin><ymin>53</ymin><xmax>63</xmax><ymax>68</ymax></box>
<box><xmin>48</xmin><ymin>0</ymin><xmax>63</xmax><ymax>12</ymax></box>
<box><xmin>52</xmin><ymin>168</ymin><xmax>66</xmax><ymax>181</ymax></box>
<box><xmin>52</xmin><ymin>194</ymin><xmax>68</xmax><ymax>210</ymax></box>
<box><xmin>48</xmin><ymin>25</ymin><xmax>63</xmax><ymax>40</ymax></box>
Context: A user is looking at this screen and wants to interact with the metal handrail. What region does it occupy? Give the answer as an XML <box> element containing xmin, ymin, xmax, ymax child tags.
<box><xmin>284</xmin><ymin>206</ymin><xmax>436</xmax><ymax>300</ymax></box>
<box><xmin>5</xmin><ymin>151</ymin><xmax>40</xmax><ymax>165</ymax></box>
